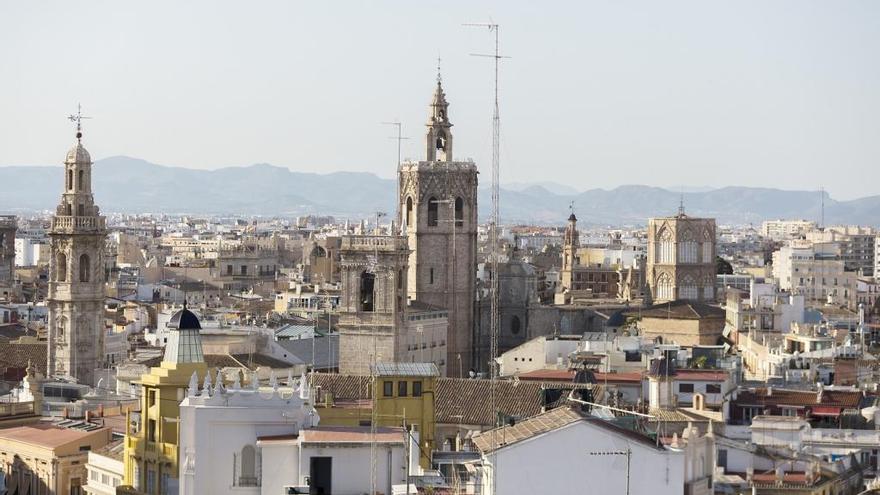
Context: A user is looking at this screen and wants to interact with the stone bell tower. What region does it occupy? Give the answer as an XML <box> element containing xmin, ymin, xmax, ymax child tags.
<box><xmin>46</xmin><ymin>113</ymin><xmax>107</xmax><ymax>385</ymax></box>
<box><xmin>398</xmin><ymin>74</ymin><xmax>478</xmax><ymax>374</ymax></box>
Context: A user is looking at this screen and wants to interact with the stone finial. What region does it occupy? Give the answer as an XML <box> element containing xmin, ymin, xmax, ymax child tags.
<box><xmin>299</xmin><ymin>370</ymin><xmax>309</xmax><ymax>400</ymax></box>
<box><xmin>187</xmin><ymin>371</ymin><xmax>199</xmax><ymax>397</ymax></box>
<box><xmin>286</xmin><ymin>369</ymin><xmax>293</xmax><ymax>387</ymax></box>
<box><xmin>251</xmin><ymin>371</ymin><xmax>259</xmax><ymax>391</ymax></box>
<box><xmin>670</xmin><ymin>432</ymin><xmax>680</xmax><ymax>448</ymax></box>
<box><xmin>213</xmin><ymin>370</ymin><xmax>224</xmax><ymax>394</ymax></box>
<box><xmin>201</xmin><ymin>371</ymin><xmax>212</xmax><ymax>397</ymax></box>
<box><xmin>269</xmin><ymin>371</ymin><xmax>278</xmax><ymax>391</ymax></box>
<box><xmin>231</xmin><ymin>370</ymin><xmax>241</xmax><ymax>390</ymax></box>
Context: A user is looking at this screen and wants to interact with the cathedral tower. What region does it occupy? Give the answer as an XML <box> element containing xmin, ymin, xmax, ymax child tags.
<box><xmin>47</xmin><ymin>122</ymin><xmax>107</xmax><ymax>385</ymax></box>
<box><xmin>646</xmin><ymin>209</ymin><xmax>716</xmax><ymax>303</ymax></box>
<box><xmin>398</xmin><ymin>77</ymin><xmax>478</xmax><ymax>374</ymax></box>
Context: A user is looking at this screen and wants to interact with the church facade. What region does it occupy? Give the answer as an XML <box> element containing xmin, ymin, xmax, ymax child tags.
<box><xmin>646</xmin><ymin>210</ymin><xmax>716</xmax><ymax>303</ymax></box>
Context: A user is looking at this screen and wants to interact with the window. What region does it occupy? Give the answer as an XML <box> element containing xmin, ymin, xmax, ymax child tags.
<box><xmin>717</xmin><ymin>449</ymin><xmax>728</xmax><ymax>469</ymax></box>
<box><xmin>429</xmin><ymin>268</ymin><xmax>434</xmax><ymax>285</ymax></box>
<box><xmin>360</xmin><ymin>271</ymin><xmax>375</xmax><ymax>312</ymax></box>
<box><xmin>78</xmin><ymin>170</ymin><xmax>84</xmax><ymax>190</ymax></box>
<box><xmin>656</xmin><ymin>228</ymin><xmax>674</xmax><ymax>263</ymax></box>
<box><xmin>624</xmin><ymin>350</ymin><xmax>641</xmax><ymax>362</ymax></box>
<box><xmin>678</xmin><ymin>230</ymin><xmax>697</xmax><ymax>263</ymax></box>
<box><xmin>413</xmin><ymin>381</ymin><xmax>423</xmax><ymax>397</ymax></box>
<box><xmin>678</xmin><ymin>383</ymin><xmax>694</xmax><ymax>393</ymax></box>
<box><xmin>148</xmin><ymin>419</ymin><xmax>157</xmax><ymax>442</ymax></box>
<box><xmin>427</xmin><ymin>197</ymin><xmax>439</xmax><ymax>226</ymax></box>
<box><xmin>454</xmin><ymin>197</ymin><xmax>464</xmax><ymax>226</ymax></box>
<box><xmin>383</xmin><ymin>381</ymin><xmax>393</xmax><ymax>397</ymax></box>
<box><xmin>226</xmin><ymin>264</ymin><xmax>233</xmax><ymax>275</ymax></box>
<box><xmin>67</xmin><ymin>169</ymin><xmax>73</xmax><ymax>190</ymax></box>
<box><xmin>656</xmin><ymin>272</ymin><xmax>673</xmax><ymax>301</ymax></box>
<box><xmin>148</xmin><ymin>389</ymin><xmax>156</xmax><ymax>407</ymax></box>
<box><xmin>679</xmin><ymin>275</ymin><xmax>697</xmax><ymax>300</ymax></box>
<box><xmin>79</xmin><ymin>445</ymin><xmax>91</xmax><ymax>452</ymax></box>
<box><xmin>240</xmin><ymin>265</ymin><xmax>248</xmax><ymax>276</ymax></box>
<box><xmin>77</xmin><ymin>203</ymin><xmax>84</xmax><ymax>216</ymax></box>
<box><xmin>56</xmin><ymin>252</ymin><xmax>68</xmax><ymax>282</ymax></box>
<box><xmin>240</xmin><ymin>445</ymin><xmax>257</xmax><ymax>486</ymax></box>
<box><xmin>510</xmin><ymin>316</ymin><xmax>521</xmax><ymax>335</ymax></box>
<box><xmin>706</xmin><ymin>384</ymin><xmax>721</xmax><ymax>394</ymax></box>
<box><xmin>398</xmin><ymin>381</ymin><xmax>408</xmax><ymax>397</ymax></box>
<box><xmin>405</xmin><ymin>197</ymin><xmax>414</xmax><ymax>228</ymax></box>
<box><xmin>79</xmin><ymin>254</ymin><xmax>90</xmax><ymax>282</ymax></box>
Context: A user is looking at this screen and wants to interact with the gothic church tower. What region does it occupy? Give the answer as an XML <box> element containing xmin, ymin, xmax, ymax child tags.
<box><xmin>398</xmin><ymin>76</ymin><xmax>478</xmax><ymax>374</ymax></box>
<box><xmin>47</xmin><ymin>125</ymin><xmax>107</xmax><ymax>385</ymax></box>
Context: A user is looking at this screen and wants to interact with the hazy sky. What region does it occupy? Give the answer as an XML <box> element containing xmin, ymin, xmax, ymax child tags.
<box><xmin>2</xmin><ymin>1</ymin><xmax>879</xmax><ymax>199</ymax></box>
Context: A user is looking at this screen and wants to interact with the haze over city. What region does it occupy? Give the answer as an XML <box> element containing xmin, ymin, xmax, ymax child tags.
<box><xmin>2</xmin><ymin>3</ymin><xmax>880</xmax><ymax>495</ymax></box>
<box><xmin>2</xmin><ymin>1</ymin><xmax>879</xmax><ymax>199</ymax></box>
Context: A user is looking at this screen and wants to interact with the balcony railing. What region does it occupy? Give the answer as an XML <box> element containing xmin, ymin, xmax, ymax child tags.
<box><xmin>51</xmin><ymin>215</ymin><xmax>106</xmax><ymax>232</ymax></box>
<box><xmin>340</xmin><ymin>235</ymin><xmax>408</xmax><ymax>251</ymax></box>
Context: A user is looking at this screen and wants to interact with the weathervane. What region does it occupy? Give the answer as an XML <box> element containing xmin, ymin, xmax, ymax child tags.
<box><xmin>436</xmin><ymin>55</ymin><xmax>442</xmax><ymax>85</ymax></box>
<box><xmin>67</xmin><ymin>103</ymin><xmax>91</xmax><ymax>142</ymax></box>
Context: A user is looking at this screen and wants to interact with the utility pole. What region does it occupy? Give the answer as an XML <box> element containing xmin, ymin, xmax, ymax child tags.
<box><xmin>464</xmin><ymin>21</ymin><xmax>509</xmax><ymax>495</ymax></box>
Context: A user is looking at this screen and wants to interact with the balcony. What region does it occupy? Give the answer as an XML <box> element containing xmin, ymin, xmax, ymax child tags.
<box><xmin>51</xmin><ymin>215</ymin><xmax>106</xmax><ymax>233</ymax></box>
<box><xmin>341</xmin><ymin>235</ymin><xmax>408</xmax><ymax>252</ymax></box>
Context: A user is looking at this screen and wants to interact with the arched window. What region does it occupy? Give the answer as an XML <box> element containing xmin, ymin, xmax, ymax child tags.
<box><xmin>78</xmin><ymin>170</ymin><xmax>84</xmax><ymax>190</ymax></box>
<box><xmin>311</xmin><ymin>246</ymin><xmax>327</xmax><ymax>258</ymax></box>
<box><xmin>454</xmin><ymin>197</ymin><xmax>464</xmax><ymax>227</ymax></box>
<box><xmin>240</xmin><ymin>445</ymin><xmax>257</xmax><ymax>486</ymax></box>
<box><xmin>77</xmin><ymin>203</ymin><xmax>85</xmax><ymax>217</ymax></box>
<box><xmin>511</xmin><ymin>315</ymin><xmax>521</xmax><ymax>335</ymax></box>
<box><xmin>656</xmin><ymin>272</ymin><xmax>673</xmax><ymax>301</ymax></box>
<box><xmin>405</xmin><ymin>197</ymin><xmax>414</xmax><ymax>228</ymax></box>
<box><xmin>678</xmin><ymin>229</ymin><xmax>697</xmax><ymax>263</ymax></box>
<box><xmin>427</xmin><ymin>197</ymin><xmax>439</xmax><ymax>227</ymax></box>
<box><xmin>67</xmin><ymin>169</ymin><xmax>73</xmax><ymax>191</ymax></box>
<box><xmin>360</xmin><ymin>271</ymin><xmax>375</xmax><ymax>312</ymax></box>
<box><xmin>56</xmin><ymin>253</ymin><xmax>67</xmax><ymax>282</ymax></box>
<box><xmin>679</xmin><ymin>274</ymin><xmax>698</xmax><ymax>300</ymax></box>
<box><xmin>79</xmin><ymin>254</ymin><xmax>90</xmax><ymax>282</ymax></box>
<box><xmin>656</xmin><ymin>228</ymin><xmax>674</xmax><ymax>264</ymax></box>
<box><xmin>701</xmin><ymin>229</ymin><xmax>713</xmax><ymax>263</ymax></box>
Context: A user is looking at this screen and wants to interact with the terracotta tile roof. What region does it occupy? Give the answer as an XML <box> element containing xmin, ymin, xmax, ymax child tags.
<box><xmin>300</xmin><ymin>426</ymin><xmax>404</xmax><ymax>444</ymax></box>
<box><xmin>517</xmin><ymin>369</ymin><xmax>643</xmax><ymax>384</ymax></box>
<box><xmin>435</xmin><ymin>378</ymin><xmax>600</xmax><ymax>426</ymax></box>
<box><xmin>473</xmin><ymin>406</ymin><xmax>662</xmax><ymax>454</ymax></box>
<box><xmin>640</xmin><ymin>300</ymin><xmax>724</xmax><ymax>320</ymax></box>
<box><xmin>472</xmin><ymin>407</ymin><xmax>583</xmax><ymax>453</ymax></box>
<box><xmin>310</xmin><ymin>373</ymin><xmax>372</xmax><ymax>399</ymax></box>
<box><xmin>0</xmin><ymin>342</ymin><xmax>47</xmax><ymax>374</ymax></box>
<box><xmin>734</xmin><ymin>388</ymin><xmax>864</xmax><ymax>409</ymax></box>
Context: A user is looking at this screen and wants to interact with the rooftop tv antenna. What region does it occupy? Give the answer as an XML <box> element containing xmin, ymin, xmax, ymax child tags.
<box><xmin>464</xmin><ymin>20</ymin><xmax>509</xmax><ymax>495</ymax></box>
<box><xmin>67</xmin><ymin>103</ymin><xmax>92</xmax><ymax>141</ymax></box>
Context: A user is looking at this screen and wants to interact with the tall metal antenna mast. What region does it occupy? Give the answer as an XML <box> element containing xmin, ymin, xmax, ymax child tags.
<box><xmin>464</xmin><ymin>21</ymin><xmax>508</xmax><ymax>495</ymax></box>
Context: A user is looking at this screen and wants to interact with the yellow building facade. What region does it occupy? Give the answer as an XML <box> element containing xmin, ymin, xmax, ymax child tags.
<box><xmin>123</xmin><ymin>306</ymin><xmax>207</xmax><ymax>494</ymax></box>
<box><xmin>312</xmin><ymin>363</ymin><xmax>437</xmax><ymax>468</ymax></box>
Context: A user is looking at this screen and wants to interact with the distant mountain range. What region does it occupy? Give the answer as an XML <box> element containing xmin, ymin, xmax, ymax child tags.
<box><xmin>1</xmin><ymin>156</ymin><xmax>877</xmax><ymax>226</ymax></box>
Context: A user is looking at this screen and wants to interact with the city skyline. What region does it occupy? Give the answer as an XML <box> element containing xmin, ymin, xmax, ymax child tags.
<box><xmin>2</xmin><ymin>1</ymin><xmax>879</xmax><ymax>201</ymax></box>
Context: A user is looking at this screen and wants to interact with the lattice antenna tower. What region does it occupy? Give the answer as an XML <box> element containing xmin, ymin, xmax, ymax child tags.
<box><xmin>464</xmin><ymin>21</ymin><xmax>508</xmax><ymax>495</ymax></box>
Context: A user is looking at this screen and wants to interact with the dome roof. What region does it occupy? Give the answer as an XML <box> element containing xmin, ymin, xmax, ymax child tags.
<box><xmin>65</xmin><ymin>142</ymin><xmax>91</xmax><ymax>164</ymax></box>
<box><xmin>568</xmin><ymin>213</ymin><xmax>577</xmax><ymax>222</ymax></box>
<box><xmin>169</xmin><ymin>306</ymin><xmax>202</xmax><ymax>330</ymax></box>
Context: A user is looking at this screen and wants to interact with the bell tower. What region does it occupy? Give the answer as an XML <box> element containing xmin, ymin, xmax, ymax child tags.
<box><xmin>398</xmin><ymin>74</ymin><xmax>478</xmax><ymax>374</ymax></box>
<box><xmin>47</xmin><ymin>109</ymin><xmax>107</xmax><ymax>385</ymax></box>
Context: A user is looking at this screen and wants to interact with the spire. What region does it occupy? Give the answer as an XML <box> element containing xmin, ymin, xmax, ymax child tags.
<box><xmin>425</xmin><ymin>67</ymin><xmax>453</xmax><ymax>162</ymax></box>
<box><xmin>677</xmin><ymin>194</ymin><xmax>686</xmax><ymax>217</ymax></box>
